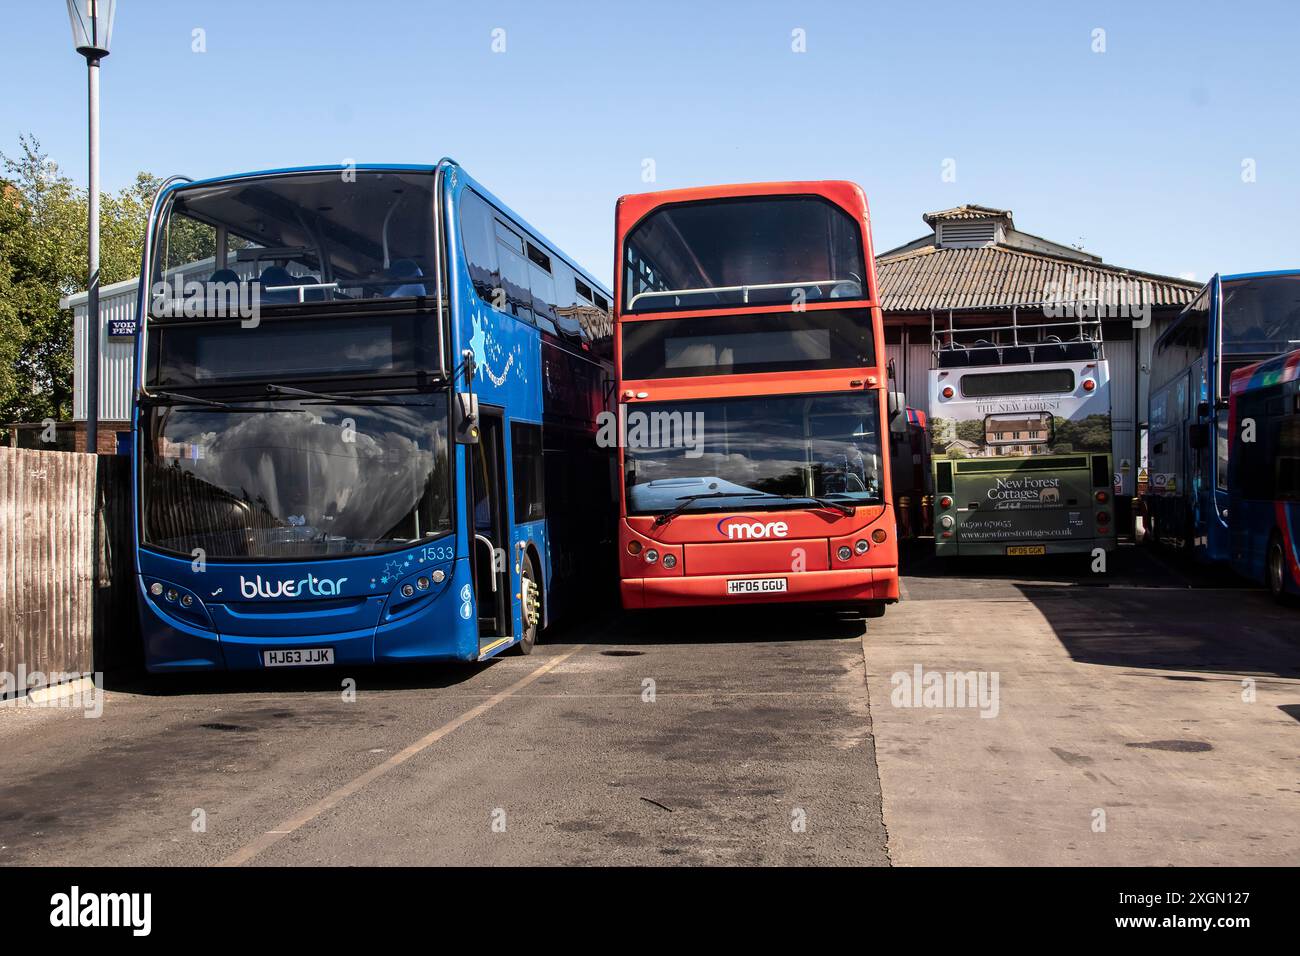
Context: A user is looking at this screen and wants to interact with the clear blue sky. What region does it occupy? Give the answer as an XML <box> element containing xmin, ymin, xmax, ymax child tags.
<box><xmin>2</xmin><ymin>0</ymin><xmax>1297</xmax><ymax>286</ymax></box>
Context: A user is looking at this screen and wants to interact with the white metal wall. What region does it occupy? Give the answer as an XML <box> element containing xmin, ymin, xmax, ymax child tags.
<box><xmin>1105</xmin><ymin>342</ymin><xmax>1138</xmax><ymax>495</ymax></box>
<box><xmin>72</xmin><ymin>281</ymin><xmax>138</xmax><ymax>422</ymax></box>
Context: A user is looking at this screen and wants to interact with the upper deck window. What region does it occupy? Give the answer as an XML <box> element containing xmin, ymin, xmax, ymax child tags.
<box><xmin>152</xmin><ymin>170</ymin><xmax>437</xmax><ymax>312</ymax></box>
<box><xmin>622</xmin><ymin>196</ymin><xmax>866</xmax><ymax>313</ymax></box>
<box><xmin>960</xmin><ymin>368</ymin><xmax>1076</xmax><ymax>398</ymax></box>
<box><xmin>1222</xmin><ymin>273</ymin><xmax>1300</xmax><ymax>355</ymax></box>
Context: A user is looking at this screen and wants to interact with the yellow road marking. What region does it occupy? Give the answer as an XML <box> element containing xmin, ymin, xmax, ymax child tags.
<box><xmin>218</xmin><ymin>649</ymin><xmax>579</xmax><ymax>866</ymax></box>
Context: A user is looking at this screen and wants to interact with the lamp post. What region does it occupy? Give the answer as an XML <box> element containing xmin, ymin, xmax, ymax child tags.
<box><xmin>66</xmin><ymin>0</ymin><xmax>116</xmax><ymax>453</ymax></box>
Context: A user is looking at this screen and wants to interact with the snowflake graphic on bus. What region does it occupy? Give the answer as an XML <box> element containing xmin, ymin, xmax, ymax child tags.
<box><xmin>469</xmin><ymin>309</ymin><xmax>527</xmax><ymax>388</ymax></box>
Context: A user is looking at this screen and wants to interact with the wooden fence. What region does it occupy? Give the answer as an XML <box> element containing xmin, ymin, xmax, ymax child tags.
<box><xmin>0</xmin><ymin>447</ymin><xmax>137</xmax><ymax>695</ymax></box>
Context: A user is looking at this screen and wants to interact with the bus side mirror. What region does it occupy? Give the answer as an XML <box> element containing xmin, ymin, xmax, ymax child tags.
<box><xmin>887</xmin><ymin>391</ymin><xmax>908</xmax><ymax>436</ymax></box>
<box><xmin>1188</xmin><ymin>422</ymin><xmax>1209</xmax><ymax>450</ymax></box>
<box><xmin>454</xmin><ymin>392</ymin><xmax>480</xmax><ymax>444</ymax></box>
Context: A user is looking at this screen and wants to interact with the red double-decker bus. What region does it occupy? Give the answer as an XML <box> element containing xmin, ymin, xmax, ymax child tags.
<box><xmin>613</xmin><ymin>181</ymin><xmax>899</xmax><ymax>616</ymax></box>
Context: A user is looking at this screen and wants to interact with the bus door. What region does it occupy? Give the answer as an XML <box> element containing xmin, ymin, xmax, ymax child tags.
<box><xmin>470</xmin><ymin>407</ymin><xmax>511</xmax><ymax>642</ymax></box>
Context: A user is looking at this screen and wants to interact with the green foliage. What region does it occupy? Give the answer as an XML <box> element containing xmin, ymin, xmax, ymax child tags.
<box><xmin>0</xmin><ymin>135</ymin><xmax>158</xmax><ymax>423</ymax></box>
<box><xmin>1051</xmin><ymin>414</ymin><xmax>1111</xmax><ymax>453</ymax></box>
<box><xmin>955</xmin><ymin>417</ymin><xmax>985</xmax><ymax>445</ymax></box>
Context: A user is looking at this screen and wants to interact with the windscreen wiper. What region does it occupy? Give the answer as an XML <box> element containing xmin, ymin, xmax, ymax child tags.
<box><xmin>264</xmin><ymin>384</ymin><xmax>436</xmax><ymax>406</ymax></box>
<box><xmin>742</xmin><ymin>493</ymin><xmax>856</xmax><ymax>517</ymax></box>
<box><xmin>652</xmin><ymin>491</ymin><xmax>745</xmax><ymax>527</ymax></box>
<box><xmin>144</xmin><ymin>390</ymin><xmax>295</xmax><ymax>413</ymax></box>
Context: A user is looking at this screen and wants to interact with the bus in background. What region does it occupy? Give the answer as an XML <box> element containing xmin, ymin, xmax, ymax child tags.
<box><xmin>929</xmin><ymin>313</ymin><xmax>1114</xmax><ymax>559</ymax></box>
<box><xmin>1228</xmin><ymin>349</ymin><xmax>1300</xmax><ymax>602</ymax></box>
<box><xmin>1144</xmin><ymin>270</ymin><xmax>1300</xmax><ymax>561</ymax></box>
<box><xmin>135</xmin><ymin>162</ymin><xmax>614</xmax><ymax>671</ymax></box>
<box><xmin>891</xmin><ymin>404</ymin><xmax>930</xmax><ymax>539</ymax></box>
<box><xmin>614</xmin><ymin>181</ymin><xmax>898</xmax><ymax>617</ymax></box>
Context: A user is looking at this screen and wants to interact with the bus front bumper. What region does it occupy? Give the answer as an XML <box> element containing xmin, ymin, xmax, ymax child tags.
<box><xmin>935</xmin><ymin>537</ymin><xmax>1114</xmax><ymax>557</ymax></box>
<box><xmin>621</xmin><ymin>567</ymin><xmax>898</xmax><ymax>610</ymax></box>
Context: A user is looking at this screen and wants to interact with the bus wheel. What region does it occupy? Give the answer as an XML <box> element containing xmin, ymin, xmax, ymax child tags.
<box><xmin>860</xmin><ymin>602</ymin><xmax>887</xmax><ymax>619</ymax></box>
<box><xmin>1267</xmin><ymin>533</ymin><xmax>1291</xmax><ymax>604</ymax></box>
<box><xmin>514</xmin><ymin>554</ymin><xmax>542</xmax><ymax>654</ymax></box>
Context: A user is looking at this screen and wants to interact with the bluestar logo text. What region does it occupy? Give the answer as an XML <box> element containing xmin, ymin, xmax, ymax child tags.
<box><xmin>239</xmin><ymin>574</ymin><xmax>348</xmax><ymax>599</ymax></box>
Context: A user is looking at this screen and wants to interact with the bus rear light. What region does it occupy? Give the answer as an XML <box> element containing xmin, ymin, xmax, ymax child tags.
<box><xmin>837</xmin><ymin>546</ymin><xmax>853</xmax><ymax>561</ymax></box>
<box><xmin>871</xmin><ymin>528</ymin><xmax>887</xmax><ymax>544</ymax></box>
<box><xmin>854</xmin><ymin>539</ymin><xmax>870</xmax><ymax>555</ymax></box>
<box><xmin>942</xmin><ymin>386</ymin><xmax>954</xmax><ymax>399</ymax></box>
<box><xmin>939</xmin><ymin>496</ymin><xmax>952</xmax><ymax>509</ymax></box>
<box><xmin>941</xmin><ymin>531</ymin><xmax>952</xmax><ymax>538</ymax></box>
<box><xmin>1095</xmin><ymin>491</ymin><xmax>1108</xmax><ymax>503</ymax></box>
<box><xmin>644</xmin><ymin>549</ymin><xmax>659</xmax><ymax>564</ymax></box>
<box><xmin>627</xmin><ymin>540</ymin><xmax>642</xmax><ymax>556</ymax></box>
<box><xmin>1083</xmin><ymin>379</ymin><xmax>1096</xmax><ymax>391</ymax></box>
<box><xmin>1096</xmin><ymin>512</ymin><xmax>1110</xmax><ymax>525</ymax></box>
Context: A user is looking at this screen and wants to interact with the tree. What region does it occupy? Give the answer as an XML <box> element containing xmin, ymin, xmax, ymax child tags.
<box><xmin>0</xmin><ymin>135</ymin><xmax>158</xmax><ymax>424</ymax></box>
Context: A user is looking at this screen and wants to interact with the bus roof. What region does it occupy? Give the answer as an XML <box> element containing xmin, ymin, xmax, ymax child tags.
<box><xmin>1229</xmin><ymin>348</ymin><xmax>1300</xmax><ymax>396</ymax></box>
<box><xmin>614</xmin><ymin>180</ymin><xmax>869</xmax><ymax>234</ymax></box>
<box><xmin>1222</xmin><ymin>268</ymin><xmax>1300</xmax><ymax>282</ymax></box>
<box><xmin>159</xmin><ymin>162</ymin><xmax>612</xmax><ymax>299</ymax></box>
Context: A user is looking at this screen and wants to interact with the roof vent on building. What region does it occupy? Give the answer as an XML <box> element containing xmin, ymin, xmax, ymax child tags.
<box><xmin>937</xmin><ymin>220</ymin><xmax>997</xmax><ymax>248</ymax></box>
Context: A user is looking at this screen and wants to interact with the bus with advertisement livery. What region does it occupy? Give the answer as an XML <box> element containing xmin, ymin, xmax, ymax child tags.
<box><xmin>612</xmin><ymin>181</ymin><xmax>899</xmax><ymax>617</ymax></box>
<box><xmin>134</xmin><ymin>162</ymin><xmax>614</xmax><ymax>671</ymax></box>
<box><xmin>928</xmin><ymin>312</ymin><xmax>1115</xmax><ymax>559</ymax></box>
<box><xmin>1228</xmin><ymin>349</ymin><xmax>1300</xmax><ymax>601</ymax></box>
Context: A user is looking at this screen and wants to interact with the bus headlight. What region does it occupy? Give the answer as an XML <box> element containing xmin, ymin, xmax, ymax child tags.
<box><xmin>644</xmin><ymin>549</ymin><xmax>659</xmax><ymax>564</ymax></box>
<box><xmin>939</xmin><ymin>515</ymin><xmax>955</xmax><ymax>530</ymax></box>
<box><xmin>416</xmin><ymin>576</ymin><xmax>430</xmax><ymax>591</ymax></box>
<box><xmin>401</xmin><ymin>583</ymin><xmax>415</xmax><ymax>598</ymax></box>
<box><xmin>149</xmin><ymin>582</ymin><xmax>163</xmax><ymax>596</ymax></box>
<box><xmin>662</xmin><ymin>554</ymin><xmax>677</xmax><ymax>569</ymax></box>
<box><xmin>837</xmin><ymin>545</ymin><xmax>853</xmax><ymax>561</ymax></box>
<box><xmin>854</xmin><ymin>539</ymin><xmax>870</xmax><ymax>555</ymax></box>
<box><xmin>431</xmin><ymin>569</ymin><xmax>445</xmax><ymax>584</ymax></box>
<box><xmin>871</xmin><ymin>528</ymin><xmax>888</xmax><ymax>544</ymax></box>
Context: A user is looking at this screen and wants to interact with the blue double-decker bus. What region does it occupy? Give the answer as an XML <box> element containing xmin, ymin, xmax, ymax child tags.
<box><xmin>1144</xmin><ymin>269</ymin><xmax>1300</xmax><ymax>561</ymax></box>
<box><xmin>133</xmin><ymin>162</ymin><xmax>615</xmax><ymax>670</ymax></box>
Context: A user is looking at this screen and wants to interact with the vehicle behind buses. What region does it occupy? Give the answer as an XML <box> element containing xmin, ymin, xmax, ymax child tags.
<box><xmin>135</xmin><ymin>162</ymin><xmax>614</xmax><ymax>671</ymax></box>
<box><xmin>929</xmin><ymin>314</ymin><xmax>1114</xmax><ymax>558</ymax></box>
<box><xmin>614</xmin><ymin>181</ymin><xmax>898</xmax><ymax>617</ymax></box>
<box><xmin>1145</xmin><ymin>270</ymin><xmax>1300</xmax><ymax>561</ymax></box>
<box><xmin>1228</xmin><ymin>349</ymin><xmax>1300</xmax><ymax>601</ymax></box>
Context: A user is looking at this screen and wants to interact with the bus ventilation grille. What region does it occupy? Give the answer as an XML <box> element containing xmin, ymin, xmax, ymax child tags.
<box><xmin>936</xmin><ymin>460</ymin><xmax>954</xmax><ymax>494</ymax></box>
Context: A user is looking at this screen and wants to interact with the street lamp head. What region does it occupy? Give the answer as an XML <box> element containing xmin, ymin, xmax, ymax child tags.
<box><xmin>66</xmin><ymin>0</ymin><xmax>116</xmax><ymax>60</ymax></box>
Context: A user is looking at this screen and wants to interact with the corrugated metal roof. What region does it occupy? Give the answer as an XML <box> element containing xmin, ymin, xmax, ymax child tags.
<box><xmin>876</xmin><ymin>243</ymin><xmax>1198</xmax><ymax>312</ymax></box>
